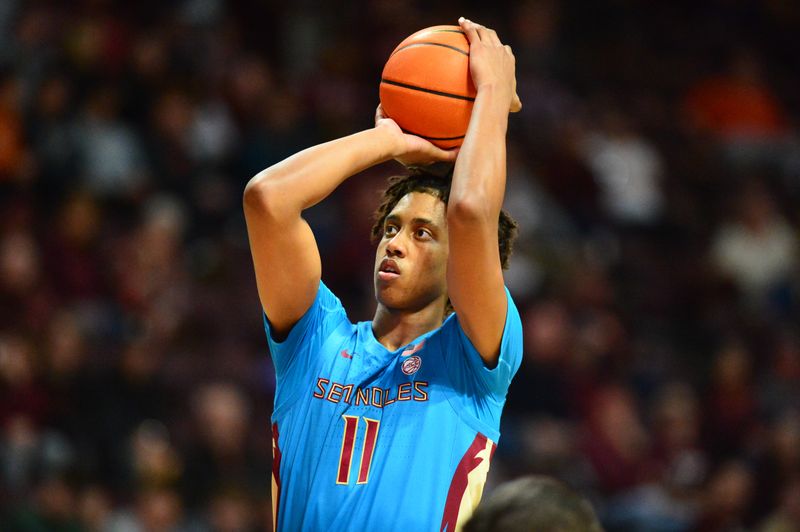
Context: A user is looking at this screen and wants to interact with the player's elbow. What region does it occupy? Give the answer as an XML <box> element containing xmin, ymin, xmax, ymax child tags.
<box><xmin>243</xmin><ymin>172</ymin><xmax>287</xmax><ymax>221</ymax></box>
<box><xmin>446</xmin><ymin>197</ymin><xmax>493</xmax><ymax>226</ymax></box>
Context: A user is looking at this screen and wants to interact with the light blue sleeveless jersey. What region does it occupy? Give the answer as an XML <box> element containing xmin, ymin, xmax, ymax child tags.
<box><xmin>264</xmin><ymin>282</ymin><xmax>522</xmax><ymax>532</ymax></box>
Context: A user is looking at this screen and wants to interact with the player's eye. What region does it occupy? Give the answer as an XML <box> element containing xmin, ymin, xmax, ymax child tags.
<box><xmin>384</xmin><ymin>224</ymin><xmax>398</xmax><ymax>237</ymax></box>
<box><xmin>415</xmin><ymin>228</ymin><xmax>432</xmax><ymax>240</ymax></box>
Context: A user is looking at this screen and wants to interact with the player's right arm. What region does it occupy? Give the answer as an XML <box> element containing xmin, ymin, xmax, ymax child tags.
<box><xmin>244</xmin><ymin>118</ymin><xmax>456</xmax><ymax>338</ymax></box>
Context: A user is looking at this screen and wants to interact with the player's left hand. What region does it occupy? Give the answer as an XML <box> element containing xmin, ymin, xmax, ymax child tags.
<box><xmin>459</xmin><ymin>17</ymin><xmax>522</xmax><ymax>113</ymax></box>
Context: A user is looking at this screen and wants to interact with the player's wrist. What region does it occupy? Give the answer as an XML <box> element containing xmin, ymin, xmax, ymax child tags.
<box><xmin>475</xmin><ymin>83</ymin><xmax>514</xmax><ymax>111</ymax></box>
<box><xmin>372</xmin><ymin>122</ymin><xmax>406</xmax><ymax>160</ymax></box>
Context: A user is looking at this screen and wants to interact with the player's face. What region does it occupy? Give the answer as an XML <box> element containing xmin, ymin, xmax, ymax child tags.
<box><xmin>374</xmin><ymin>192</ymin><xmax>449</xmax><ymax>312</ymax></box>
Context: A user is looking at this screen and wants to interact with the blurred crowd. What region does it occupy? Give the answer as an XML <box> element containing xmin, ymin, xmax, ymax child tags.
<box><xmin>1</xmin><ymin>0</ymin><xmax>799</xmax><ymax>531</ymax></box>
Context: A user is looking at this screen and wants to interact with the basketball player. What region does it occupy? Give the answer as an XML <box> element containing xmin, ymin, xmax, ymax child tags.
<box><xmin>244</xmin><ymin>18</ymin><xmax>522</xmax><ymax>531</ymax></box>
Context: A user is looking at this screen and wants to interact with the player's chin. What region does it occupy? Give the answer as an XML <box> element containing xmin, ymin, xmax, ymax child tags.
<box><xmin>375</xmin><ymin>282</ymin><xmax>406</xmax><ymax>307</ymax></box>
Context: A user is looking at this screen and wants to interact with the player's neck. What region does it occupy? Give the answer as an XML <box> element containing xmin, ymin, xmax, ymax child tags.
<box><xmin>372</xmin><ymin>300</ymin><xmax>446</xmax><ymax>351</ymax></box>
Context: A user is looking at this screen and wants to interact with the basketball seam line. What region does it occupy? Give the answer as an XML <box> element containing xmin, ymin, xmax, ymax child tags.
<box><xmin>392</xmin><ymin>42</ymin><xmax>468</xmax><ymax>57</ymax></box>
<box><xmin>380</xmin><ymin>78</ymin><xmax>475</xmax><ymax>102</ymax></box>
<box><xmin>400</xmin><ymin>127</ymin><xmax>465</xmax><ymax>141</ymax></box>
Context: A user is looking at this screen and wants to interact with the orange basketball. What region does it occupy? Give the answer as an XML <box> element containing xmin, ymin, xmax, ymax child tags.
<box><xmin>379</xmin><ymin>25</ymin><xmax>476</xmax><ymax>149</ymax></box>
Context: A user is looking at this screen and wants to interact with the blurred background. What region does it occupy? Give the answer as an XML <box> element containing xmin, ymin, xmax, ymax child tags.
<box><xmin>1</xmin><ymin>0</ymin><xmax>799</xmax><ymax>530</ymax></box>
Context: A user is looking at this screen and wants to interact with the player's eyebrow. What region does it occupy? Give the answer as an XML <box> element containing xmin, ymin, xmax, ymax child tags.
<box><xmin>385</xmin><ymin>214</ymin><xmax>438</xmax><ymax>228</ymax></box>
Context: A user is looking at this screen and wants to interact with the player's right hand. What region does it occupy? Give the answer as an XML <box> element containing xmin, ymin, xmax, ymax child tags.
<box><xmin>459</xmin><ymin>17</ymin><xmax>522</xmax><ymax>113</ymax></box>
<box><xmin>375</xmin><ymin>104</ymin><xmax>460</xmax><ymax>166</ymax></box>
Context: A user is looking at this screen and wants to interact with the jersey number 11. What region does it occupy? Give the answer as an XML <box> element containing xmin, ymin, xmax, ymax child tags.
<box><xmin>336</xmin><ymin>415</ymin><xmax>380</xmax><ymax>485</ymax></box>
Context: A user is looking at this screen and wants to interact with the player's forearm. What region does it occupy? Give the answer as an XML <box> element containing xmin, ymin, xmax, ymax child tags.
<box><xmin>449</xmin><ymin>86</ymin><xmax>509</xmax><ymax>222</ymax></box>
<box><xmin>244</xmin><ymin>127</ymin><xmax>398</xmax><ymax>221</ymax></box>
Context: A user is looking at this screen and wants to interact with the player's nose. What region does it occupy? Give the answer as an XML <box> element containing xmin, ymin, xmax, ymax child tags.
<box><xmin>386</xmin><ymin>232</ymin><xmax>406</xmax><ymax>258</ymax></box>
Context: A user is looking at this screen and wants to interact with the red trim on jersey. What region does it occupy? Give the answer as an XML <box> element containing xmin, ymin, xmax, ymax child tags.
<box><xmin>439</xmin><ymin>433</ymin><xmax>496</xmax><ymax>532</ymax></box>
<box><xmin>271</xmin><ymin>423</ymin><xmax>282</xmax><ymax>531</ymax></box>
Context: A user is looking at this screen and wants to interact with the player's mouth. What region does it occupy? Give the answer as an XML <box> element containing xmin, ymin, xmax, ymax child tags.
<box><xmin>378</xmin><ymin>258</ymin><xmax>401</xmax><ymax>281</ymax></box>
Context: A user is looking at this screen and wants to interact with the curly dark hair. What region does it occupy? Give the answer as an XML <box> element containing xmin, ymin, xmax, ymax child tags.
<box><xmin>370</xmin><ymin>166</ymin><xmax>518</xmax><ymax>270</ymax></box>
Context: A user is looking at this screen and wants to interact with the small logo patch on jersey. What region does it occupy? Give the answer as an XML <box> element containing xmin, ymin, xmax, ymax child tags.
<box><xmin>340</xmin><ymin>349</ymin><xmax>353</xmax><ymax>359</ymax></box>
<box><xmin>401</xmin><ymin>355</ymin><xmax>422</xmax><ymax>375</ymax></box>
<box><xmin>401</xmin><ymin>340</ymin><xmax>425</xmax><ymax>357</ymax></box>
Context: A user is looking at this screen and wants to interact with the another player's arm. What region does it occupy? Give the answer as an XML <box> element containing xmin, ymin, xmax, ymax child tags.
<box><xmin>244</xmin><ymin>116</ymin><xmax>457</xmax><ymax>337</ymax></box>
<box><xmin>446</xmin><ymin>18</ymin><xmax>521</xmax><ymax>367</ymax></box>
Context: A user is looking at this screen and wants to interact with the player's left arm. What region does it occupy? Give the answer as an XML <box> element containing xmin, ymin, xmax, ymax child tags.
<box><xmin>447</xmin><ymin>18</ymin><xmax>521</xmax><ymax>367</ymax></box>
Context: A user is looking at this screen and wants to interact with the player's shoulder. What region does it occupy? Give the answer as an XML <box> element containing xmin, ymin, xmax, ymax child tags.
<box><xmin>306</xmin><ymin>281</ymin><xmax>355</xmax><ymax>329</ymax></box>
<box><xmin>436</xmin><ymin>311</ymin><xmax>460</xmax><ymax>337</ymax></box>
<box><xmin>290</xmin><ymin>280</ymin><xmax>354</xmax><ymax>346</ymax></box>
<box><xmin>316</xmin><ymin>280</ymin><xmax>346</xmax><ymax>311</ymax></box>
